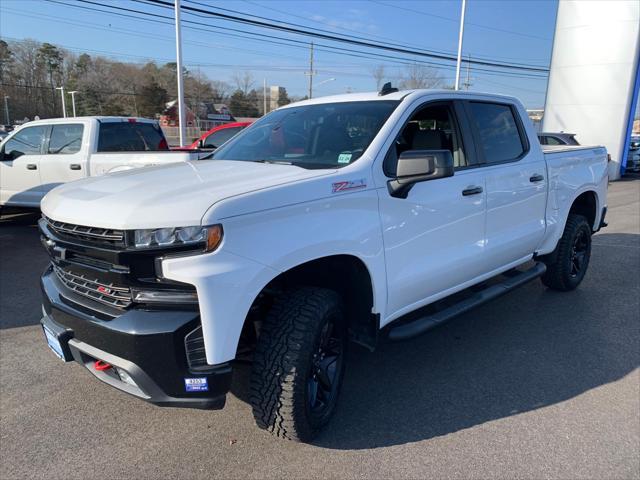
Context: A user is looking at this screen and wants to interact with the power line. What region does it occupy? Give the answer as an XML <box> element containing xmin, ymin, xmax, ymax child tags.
<box><xmin>48</xmin><ymin>0</ymin><xmax>547</xmax><ymax>80</ymax></box>
<box><xmin>369</xmin><ymin>0</ymin><xmax>552</xmax><ymax>42</ymax></box>
<box><xmin>3</xmin><ymin>7</ymin><xmax>311</xmax><ymax>64</ymax></box>
<box><xmin>241</xmin><ymin>0</ymin><xmax>550</xmax><ymax>65</ymax></box>
<box><xmin>187</xmin><ymin>0</ymin><xmax>462</xmax><ymax>60</ymax></box>
<box><xmin>140</xmin><ymin>0</ymin><xmax>549</xmax><ymax>73</ymax></box>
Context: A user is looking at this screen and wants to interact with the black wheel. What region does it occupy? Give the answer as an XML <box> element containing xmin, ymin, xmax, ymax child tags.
<box><xmin>541</xmin><ymin>214</ymin><xmax>592</xmax><ymax>291</ymax></box>
<box><xmin>249</xmin><ymin>287</ymin><xmax>346</xmax><ymax>442</ymax></box>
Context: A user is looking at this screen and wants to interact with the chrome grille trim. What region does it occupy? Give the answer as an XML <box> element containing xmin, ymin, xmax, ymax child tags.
<box><xmin>53</xmin><ymin>265</ymin><xmax>132</xmax><ymax>309</ymax></box>
<box><xmin>44</xmin><ymin>216</ymin><xmax>125</xmax><ymax>245</ymax></box>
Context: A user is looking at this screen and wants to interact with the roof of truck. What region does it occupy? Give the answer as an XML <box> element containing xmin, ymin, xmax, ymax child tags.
<box><xmin>14</xmin><ymin>116</ymin><xmax>158</xmax><ymax>128</ymax></box>
<box><xmin>280</xmin><ymin>88</ymin><xmax>520</xmax><ymax>108</ymax></box>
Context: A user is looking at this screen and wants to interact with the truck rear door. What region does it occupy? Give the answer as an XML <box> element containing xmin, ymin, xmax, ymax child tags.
<box><xmin>39</xmin><ymin>123</ymin><xmax>87</xmax><ymax>193</ymax></box>
<box><xmin>464</xmin><ymin>101</ymin><xmax>547</xmax><ymax>268</ymax></box>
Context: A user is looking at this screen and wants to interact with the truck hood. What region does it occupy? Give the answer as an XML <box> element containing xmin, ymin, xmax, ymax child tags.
<box><xmin>41</xmin><ymin>160</ymin><xmax>332</xmax><ymax>229</ymax></box>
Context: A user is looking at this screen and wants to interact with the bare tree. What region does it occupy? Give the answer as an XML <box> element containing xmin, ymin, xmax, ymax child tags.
<box><xmin>371</xmin><ymin>65</ymin><xmax>386</xmax><ymax>90</ymax></box>
<box><xmin>232</xmin><ymin>71</ymin><xmax>255</xmax><ymax>95</ymax></box>
<box><xmin>398</xmin><ymin>64</ymin><xmax>444</xmax><ymax>89</ymax></box>
<box><xmin>210</xmin><ymin>80</ymin><xmax>231</xmax><ymax>103</ymax></box>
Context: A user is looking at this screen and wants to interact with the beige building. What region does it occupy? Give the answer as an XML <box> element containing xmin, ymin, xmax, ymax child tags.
<box><xmin>269</xmin><ymin>86</ymin><xmax>285</xmax><ymax>112</ymax></box>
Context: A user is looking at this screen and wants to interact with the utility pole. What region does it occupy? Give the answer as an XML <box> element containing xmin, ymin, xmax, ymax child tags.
<box><xmin>174</xmin><ymin>0</ymin><xmax>187</xmax><ymax>146</ymax></box>
<box><xmin>55</xmin><ymin>86</ymin><xmax>66</xmax><ymax>118</ymax></box>
<box><xmin>263</xmin><ymin>78</ymin><xmax>267</xmax><ymax>116</ymax></box>
<box><xmin>3</xmin><ymin>96</ymin><xmax>9</xmax><ymax>125</ymax></box>
<box><xmin>454</xmin><ymin>0</ymin><xmax>467</xmax><ymax>91</ymax></box>
<box><xmin>463</xmin><ymin>54</ymin><xmax>472</xmax><ymax>90</ymax></box>
<box><xmin>305</xmin><ymin>42</ymin><xmax>316</xmax><ymax>99</ymax></box>
<box><xmin>68</xmin><ymin>91</ymin><xmax>78</xmax><ymax>117</ymax></box>
<box><xmin>132</xmin><ymin>86</ymin><xmax>139</xmax><ymax>117</ymax></box>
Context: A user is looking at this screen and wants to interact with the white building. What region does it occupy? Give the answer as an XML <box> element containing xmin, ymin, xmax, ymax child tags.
<box><xmin>543</xmin><ymin>0</ymin><xmax>640</xmax><ymax>179</ymax></box>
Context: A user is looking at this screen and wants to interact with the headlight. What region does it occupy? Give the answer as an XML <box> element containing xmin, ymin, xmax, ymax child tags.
<box><xmin>132</xmin><ymin>224</ymin><xmax>223</xmax><ymax>252</ymax></box>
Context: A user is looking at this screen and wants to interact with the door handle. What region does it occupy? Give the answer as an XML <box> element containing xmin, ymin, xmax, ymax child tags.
<box><xmin>26</xmin><ymin>164</ymin><xmax>37</xmax><ymax>170</ymax></box>
<box><xmin>70</xmin><ymin>164</ymin><xmax>81</xmax><ymax>170</ymax></box>
<box><xmin>462</xmin><ymin>186</ymin><xmax>483</xmax><ymax>196</ymax></box>
<box><xmin>530</xmin><ymin>174</ymin><xmax>544</xmax><ymax>182</ymax></box>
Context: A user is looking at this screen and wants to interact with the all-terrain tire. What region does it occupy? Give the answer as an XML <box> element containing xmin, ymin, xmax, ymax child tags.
<box><xmin>540</xmin><ymin>213</ymin><xmax>592</xmax><ymax>291</ymax></box>
<box><xmin>249</xmin><ymin>287</ymin><xmax>346</xmax><ymax>442</ymax></box>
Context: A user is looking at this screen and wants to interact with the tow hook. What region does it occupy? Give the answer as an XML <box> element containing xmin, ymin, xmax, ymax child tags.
<box><xmin>94</xmin><ymin>360</ymin><xmax>112</xmax><ymax>371</ymax></box>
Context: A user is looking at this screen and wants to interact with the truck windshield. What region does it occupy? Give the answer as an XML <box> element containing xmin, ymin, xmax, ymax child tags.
<box><xmin>212</xmin><ymin>100</ymin><xmax>399</xmax><ymax>169</ymax></box>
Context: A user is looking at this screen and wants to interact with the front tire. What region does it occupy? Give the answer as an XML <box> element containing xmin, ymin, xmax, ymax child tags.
<box><xmin>540</xmin><ymin>214</ymin><xmax>592</xmax><ymax>291</ymax></box>
<box><xmin>249</xmin><ymin>287</ymin><xmax>346</xmax><ymax>442</ymax></box>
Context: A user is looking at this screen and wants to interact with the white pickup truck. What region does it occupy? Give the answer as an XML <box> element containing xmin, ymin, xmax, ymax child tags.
<box><xmin>0</xmin><ymin>116</ymin><xmax>200</xmax><ymax>208</ymax></box>
<box><xmin>38</xmin><ymin>87</ymin><xmax>608</xmax><ymax>442</ymax></box>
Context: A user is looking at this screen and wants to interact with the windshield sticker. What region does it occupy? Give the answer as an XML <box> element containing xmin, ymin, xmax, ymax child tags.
<box><xmin>337</xmin><ymin>152</ymin><xmax>352</xmax><ymax>164</ymax></box>
<box><xmin>332</xmin><ymin>179</ymin><xmax>367</xmax><ymax>193</ymax></box>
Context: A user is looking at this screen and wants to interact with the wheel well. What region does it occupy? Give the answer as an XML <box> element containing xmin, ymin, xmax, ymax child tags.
<box><xmin>569</xmin><ymin>191</ymin><xmax>597</xmax><ymax>230</ymax></box>
<box><xmin>237</xmin><ymin>255</ymin><xmax>378</xmax><ymax>358</ymax></box>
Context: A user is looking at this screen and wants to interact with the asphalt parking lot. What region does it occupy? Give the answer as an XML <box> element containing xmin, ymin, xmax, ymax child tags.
<box><xmin>1</xmin><ymin>179</ymin><xmax>639</xmax><ymax>480</ymax></box>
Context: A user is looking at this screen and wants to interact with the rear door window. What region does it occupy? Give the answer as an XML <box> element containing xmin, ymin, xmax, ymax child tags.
<box><xmin>468</xmin><ymin>102</ymin><xmax>526</xmax><ymax>164</ymax></box>
<box><xmin>98</xmin><ymin>122</ymin><xmax>168</xmax><ymax>152</ymax></box>
<box><xmin>48</xmin><ymin>124</ymin><xmax>84</xmax><ymax>154</ymax></box>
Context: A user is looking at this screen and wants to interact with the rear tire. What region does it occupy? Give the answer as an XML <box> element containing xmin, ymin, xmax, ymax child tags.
<box><xmin>249</xmin><ymin>287</ymin><xmax>346</xmax><ymax>442</ymax></box>
<box><xmin>540</xmin><ymin>214</ymin><xmax>592</xmax><ymax>291</ymax></box>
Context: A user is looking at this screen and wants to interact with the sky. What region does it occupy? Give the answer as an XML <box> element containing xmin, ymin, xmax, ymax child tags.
<box><xmin>0</xmin><ymin>0</ymin><xmax>559</xmax><ymax>108</ymax></box>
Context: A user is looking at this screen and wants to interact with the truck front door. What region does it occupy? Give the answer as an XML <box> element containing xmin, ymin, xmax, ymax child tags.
<box><xmin>378</xmin><ymin>101</ymin><xmax>488</xmax><ymax>320</ymax></box>
<box><xmin>0</xmin><ymin>125</ymin><xmax>48</xmax><ymax>206</ymax></box>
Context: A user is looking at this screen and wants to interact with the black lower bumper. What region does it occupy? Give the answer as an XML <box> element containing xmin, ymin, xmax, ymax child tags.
<box><xmin>40</xmin><ymin>267</ymin><xmax>232</xmax><ymax>409</ymax></box>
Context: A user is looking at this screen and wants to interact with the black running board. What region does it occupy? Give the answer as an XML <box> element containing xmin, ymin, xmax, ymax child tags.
<box><xmin>388</xmin><ymin>262</ymin><xmax>547</xmax><ymax>341</ymax></box>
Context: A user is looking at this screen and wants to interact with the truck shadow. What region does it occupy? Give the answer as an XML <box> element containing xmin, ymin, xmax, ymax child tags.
<box><xmin>0</xmin><ymin>209</ymin><xmax>48</xmax><ymax>329</ymax></box>
<box><xmin>2</xmin><ymin>215</ymin><xmax>639</xmax><ymax>450</ymax></box>
<box><xmin>231</xmin><ymin>233</ymin><xmax>639</xmax><ymax>449</ymax></box>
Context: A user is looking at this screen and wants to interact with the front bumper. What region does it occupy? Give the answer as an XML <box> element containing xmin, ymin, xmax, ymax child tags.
<box><xmin>41</xmin><ymin>267</ymin><xmax>232</xmax><ymax>409</ymax></box>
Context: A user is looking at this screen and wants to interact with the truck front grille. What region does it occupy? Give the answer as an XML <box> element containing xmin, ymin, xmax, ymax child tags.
<box><xmin>44</xmin><ymin>216</ymin><xmax>125</xmax><ymax>247</ymax></box>
<box><xmin>53</xmin><ymin>265</ymin><xmax>132</xmax><ymax>309</ymax></box>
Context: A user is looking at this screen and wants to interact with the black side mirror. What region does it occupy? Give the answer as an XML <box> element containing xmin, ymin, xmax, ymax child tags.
<box><xmin>198</xmin><ymin>139</ymin><xmax>205</xmax><ymax>149</ymax></box>
<box><xmin>387</xmin><ymin>149</ymin><xmax>454</xmax><ymax>198</ymax></box>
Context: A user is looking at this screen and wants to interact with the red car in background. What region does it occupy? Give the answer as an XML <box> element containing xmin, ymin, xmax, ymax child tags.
<box><xmin>187</xmin><ymin>122</ymin><xmax>252</xmax><ymax>150</ymax></box>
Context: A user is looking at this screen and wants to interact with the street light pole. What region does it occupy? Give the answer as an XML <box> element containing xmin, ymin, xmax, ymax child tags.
<box><xmin>55</xmin><ymin>86</ymin><xmax>66</xmax><ymax>117</ymax></box>
<box><xmin>68</xmin><ymin>91</ymin><xmax>78</xmax><ymax>117</ymax></box>
<box><xmin>174</xmin><ymin>0</ymin><xmax>187</xmax><ymax>147</ymax></box>
<box><xmin>454</xmin><ymin>0</ymin><xmax>467</xmax><ymax>91</ymax></box>
<box><xmin>3</xmin><ymin>96</ymin><xmax>9</xmax><ymax>125</ymax></box>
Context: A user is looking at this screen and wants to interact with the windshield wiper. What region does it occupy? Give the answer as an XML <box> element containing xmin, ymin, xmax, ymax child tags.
<box><xmin>251</xmin><ymin>159</ymin><xmax>293</xmax><ymax>165</ymax></box>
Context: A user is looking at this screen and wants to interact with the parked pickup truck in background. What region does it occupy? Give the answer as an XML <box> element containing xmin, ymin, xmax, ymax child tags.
<box><xmin>538</xmin><ymin>131</ymin><xmax>580</xmax><ymax>146</ymax></box>
<box><xmin>38</xmin><ymin>87</ymin><xmax>608</xmax><ymax>442</ymax></box>
<box><xmin>0</xmin><ymin>117</ymin><xmax>201</xmax><ymax>208</ymax></box>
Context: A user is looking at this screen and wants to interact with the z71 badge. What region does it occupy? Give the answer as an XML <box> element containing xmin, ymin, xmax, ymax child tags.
<box><xmin>331</xmin><ymin>178</ymin><xmax>367</xmax><ymax>193</ymax></box>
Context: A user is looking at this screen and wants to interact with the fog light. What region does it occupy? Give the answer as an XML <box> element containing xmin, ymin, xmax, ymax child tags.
<box><xmin>115</xmin><ymin>367</ymin><xmax>137</xmax><ymax>387</ymax></box>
